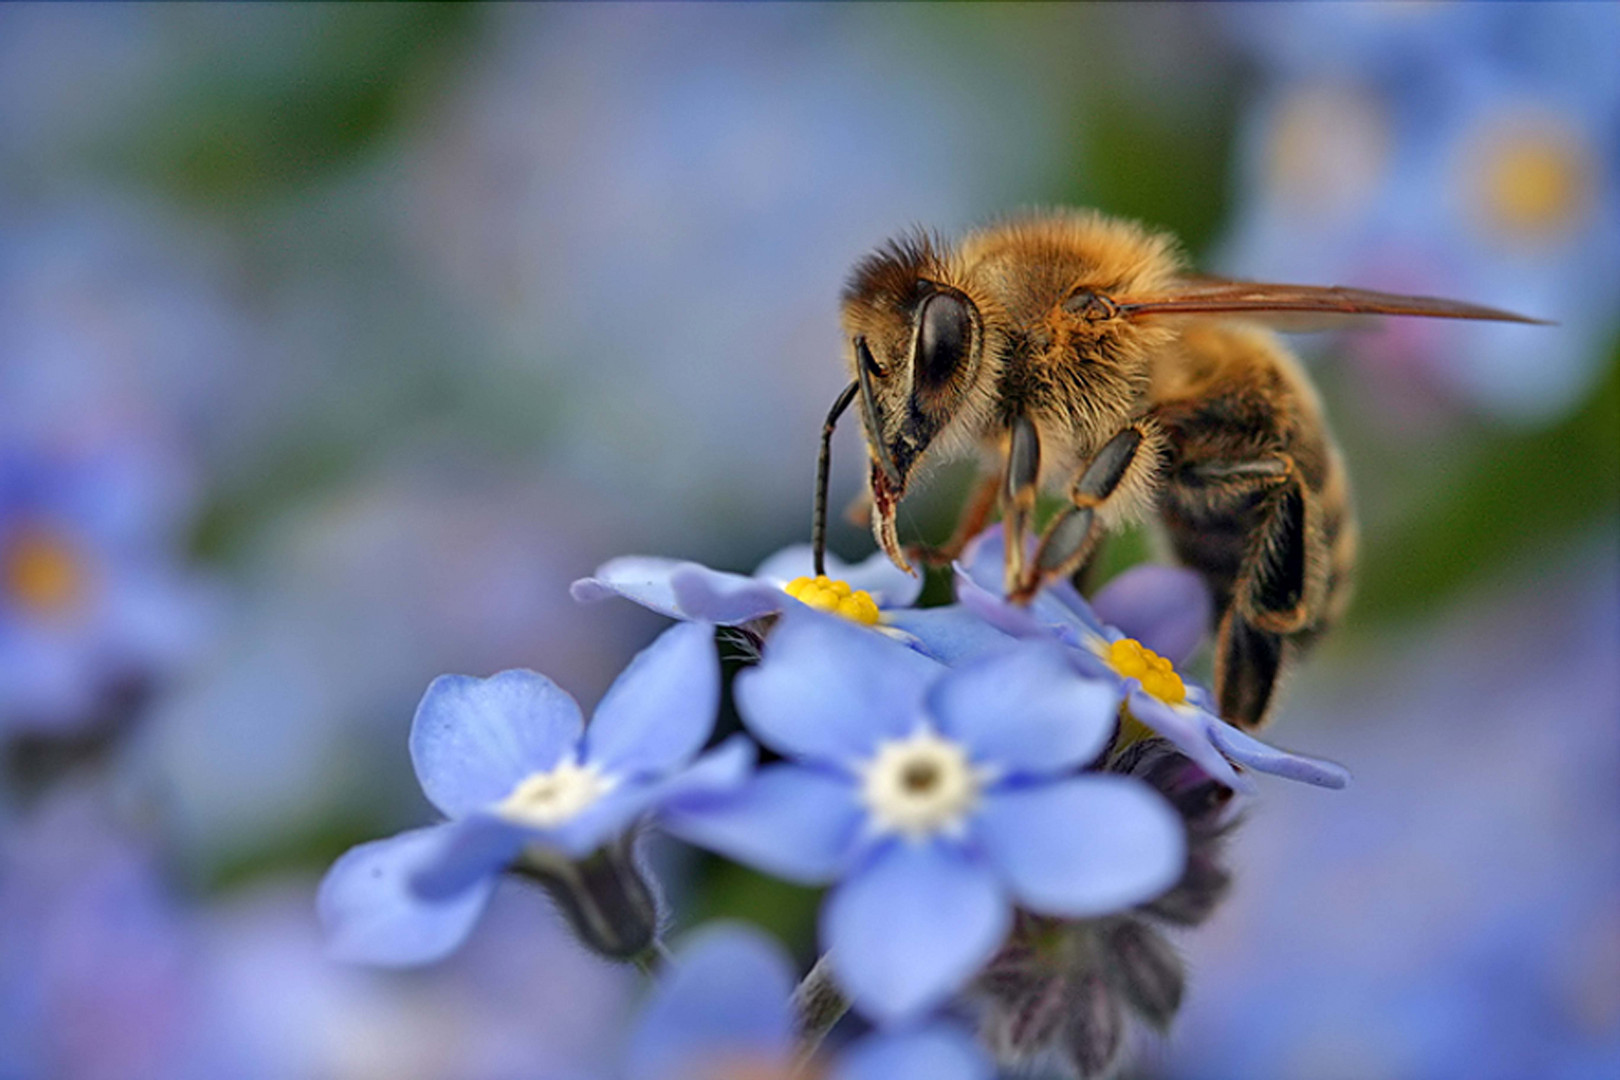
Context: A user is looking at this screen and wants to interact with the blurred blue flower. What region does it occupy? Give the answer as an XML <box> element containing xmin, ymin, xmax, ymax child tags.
<box><xmin>0</xmin><ymin>430</ymin><xmax>210</xmax><ymax>733</ymax></box>
<box><xmin>953</xmin><ymin>528</ymin><xmax>1349</xmax><ymax>793</ymax></box>
<box><xmin>0</xmin><ymin>786</ymin><xmax>198</xmax><ymax>1080</ymax></box>
<box><xmin>1220</xmin><ymin>2</ymin><xmax>1620</xmax><ymax>422</ymax></box>
<box><xmin>665</xmin><ymin>609</ymin><xmax>1185</xmax><ymax>1023</ymax></box>
<box><xmin>319</xmin><ymin>622</ymin><xmax>749</xmax><ymax>966</ymax></box>
<box><xmin>572</xmin><ymin>543</ymin><xmax>919</xmax><ymax>626</ymax></box>
<box><xmin>626</xmin><ymin>921</ymin><xmax>992</xmax><ymax>1080</ymax></box>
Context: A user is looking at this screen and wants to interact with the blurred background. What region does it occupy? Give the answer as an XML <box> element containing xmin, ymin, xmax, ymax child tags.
<box><xmin>0</xmin><ymin>4</ymin><xmax>1615</xmax><ymax>1078</ymax></box>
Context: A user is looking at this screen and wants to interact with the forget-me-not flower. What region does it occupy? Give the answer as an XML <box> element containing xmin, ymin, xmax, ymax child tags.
<box><xmin>572</xmin><ymin>543</ymin><xmax>921</xmax><ymax>627</ymax></box>
<box><xmin>319</xmin><ymin>621</ymin><xmax>750</xmax><ymax>966</ymax></box>
<box><xmin>664</xmin><ymin>608</ymin><xmax>1186</xmax><ymax>1023</ymax></box>
<box><xmin>953</xmin><ymin>527</ymin><xmax>1349</xmax><ymax>793</ymax></box>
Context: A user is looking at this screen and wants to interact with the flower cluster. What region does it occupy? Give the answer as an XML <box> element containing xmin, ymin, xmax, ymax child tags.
<box><xmin>321</xmin><ymin>525</ymin><xmax>1349</xmax><ymax>1077</ymax></box>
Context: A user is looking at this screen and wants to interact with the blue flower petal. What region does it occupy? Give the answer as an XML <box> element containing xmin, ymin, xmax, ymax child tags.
<box><xmin>660</xmin><ymin>764</ymin><xmax>863</xmax><ymax>884</ymax></box>
<box><xmin>976</xmin><ymin>776</ymin><xmax>1186</xmax><ymax>917</ymax></box>
<box><xmin>751</xmin><ymin>545</ymin><xmax>924</xmax><ymax>609</ymax></box>
<box><xmin>1208</xmin><ymin>720</ymin><xmax>1352</xmax><ymax>789</ymax></box>
<box><xmin>1091</xmin><ymin>564</ymin><xmax>1212</xmax><ymax>666</ymax></box>
<box><xmin>624</xmin><ymin>922</ymin><xmax>796</xmax><ymax>1080</ymax></box>
<box><xmin>929</xmin><ymin>643</ymin><xmax>1119</xmax><ymax>775</ymax></box>
<box><xmin>824</xmin><ymin>840</ymin><xmax>1010</xmax><ymax>1023</ymax></box>
<box><xmin>585</xmin><ymin>622</ymin><xmax>719</xmax><ymax>777</ymax></box>
<box><xmin>318</xmin><ymin>826</ymin><xmax>496</xmax><ymax>966</ymax></box>
<box><xmin>569</xmin><ymin>556</ymin><xmax>690</xmax><ymax>618</ymax></box>
<box><xmin>409</xmin><ymin>815</ymin><xmax>528</xmax><ymax>901</ymax></box>
<box><xmin>410</xmin><ymin>670</ymin><xmax>584</xmax><ymax>818</ymax></box>
<box><xmin>655</xmin><ymin>734</ymin><xmax>759</xmax><ymax>810</ymax></box>
<box><xmin>669</xmin><ymin>563</ymin><xmax>791</xmax><ymax>624</ymax></box>
<box><xmin>542</xmin><ymin>780</ymin><xmax>665</xmax><ymax>858</ymax></box>
<box><xmin>1127</xmin><ymin>692</ymin><xmax>1249</xmax><ymax>792</ymax></box>
<box><xmin>883</xmin><ymin>605</ymin><xmax>1016</xmax><ymax>665</ymax></box>
<box><xmin>736</xmin><ymin>609</ymin><xmax>941</xmax><ymax>764</ymax></box>
<box><xmin>833</xmin><ymin>1024</ymin><xmax>995</xmax><ymax>1080</ymax></box>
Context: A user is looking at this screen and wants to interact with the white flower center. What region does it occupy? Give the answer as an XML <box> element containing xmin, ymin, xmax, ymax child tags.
<box><xmin>496</xmin><ymin>759</ymin><xmax>616</xmax><ymax>829</ymax></box>
<box><xmin>859</xmin><ymin>728</ymin><xmax>985</xmax><ymax>840</ymax></box>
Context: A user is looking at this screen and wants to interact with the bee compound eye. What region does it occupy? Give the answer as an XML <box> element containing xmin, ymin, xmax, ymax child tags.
<box><xmin>915</xmin><ymin>291</ymin><xmax>973</xmax><ymax>391</ymax></box>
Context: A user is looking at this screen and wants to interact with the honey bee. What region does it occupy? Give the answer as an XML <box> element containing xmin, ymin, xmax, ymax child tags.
<box><xmin>812</xmin><ymin>209</ymin><xmax>1540</xmax><ymax>729</ymax></box>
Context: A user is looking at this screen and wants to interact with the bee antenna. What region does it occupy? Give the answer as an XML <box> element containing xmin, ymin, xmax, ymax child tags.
<box><xmin>813</xmin><ymin>380</ymin><xmax>859</xmax><ymax>576</ymax></box>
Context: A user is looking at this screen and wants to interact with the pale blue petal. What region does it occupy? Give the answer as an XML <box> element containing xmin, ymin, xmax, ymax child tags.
<box><xmin>318</xmin><ymin>826</ymin><xmax>495</xmax><ymax>967</ymax></box>
<box><xmin>586</xmin><ymin>622</ymin><xmax>719</xmax><ymax>777</ymax></box>
<box><xmin>655</xmin><ymin>734</ymin><xmax>759</xmax><ymax>810</ymax></box>
<box><xmin>541</xmin><ymin>781</ymin><xmax>664</xmax><ymax>858</ymax></box>
<box><xmin>929</xmin><ymin>643</ymin><xmax>1119</xmax><ymax>775</ymax></box>
<box><xmin>976</xmin><ymin>776</ymin><xmax>1186</xmax><ymax>917</ymax></box>
<box><xmin>625</xmin><ymin>922</ymin><xmax>795</xmax><ymax>1080</ymax></box>
<box><xmin>750</xmin><ymin>545</ymin><xmax>922</xmax><ymax>609</ymax></box>
<box><xmin>1091</xmin><ymin>565</ymin><xmax>1212</xmax><ymax>666</ymax></box>
<box><xmin>824</xmin><ymin>841</ymin><xmax>1009</xmax><ymax>1023</ymax></box>
<box><xmin>1127</xmin><ymin>692</ymin><xmax>1249</xmax><ymax>792</ymax></box>
<box><xmin>883</xmin><ymin>605</ymin><xmax>1016</xmax><ymax>665</ymax></box>
<box><xmin>660</xmin><ymin>764</ymin><xmax>863</xmax><ymax>884</ymax></box>
<box><xmin>1208</xmin><ymin>721</ymin><xmax>1351</xmax><ymax>789</ymax></box>
<box><xmin>669</xmin><ymin>564</ymin><xmax>789</xmax><ymax>624</ymax></box>
<box><xmin>410</xmin><ymin>815</ymin><xmax>527</xmax><ymax>900</ymax></box>
<box><xmin>833</xmin><ymin>1025</ymin><xmax>994</xmax><ymax>1080</ymax></box>
<box><xmin>957</xmin><ymin>525</ymin><xmax>1008</xmax><ymax>591</ymax></box>
<box><xmin>410</xmin><ymin>670</ymin><xmax>584</xmax><ymax>818</ymax></box>
<box><xmin>841</xmin><ymin>549</ymin><xmax>925</xmax><ymax>608</ymax></box>
<box><xmin>735</xmin><ymin>609</ymin><xmax>941</xmax><ymax>763</ymax></box>
<box><xmin>952</xmin><ymin>566</ymin><xmax>1081</xmax><ymax>645</ymax></box>
<box><xmin>569</xmin><ymin>556</ymin><xmax>688</xmax><ymax>619</ymax></box>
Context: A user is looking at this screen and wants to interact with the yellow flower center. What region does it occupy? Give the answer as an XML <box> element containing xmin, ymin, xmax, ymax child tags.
<box><xmin>783</xmin><ymin>574</ymin><xmax>880</xmax><ymax>625</ymax></box>
<box><xmin>496</xmin><ymin>759</ymin><xmax>616</xmax><ymax>830</ymax></box>
<box><xmin>3</xmin><ymin>527</ymin><xmax>87</xmax><ymax>619</ymax></box>
<box><xmin>1106</xmin><ymin>637</ymin><xmax>1187</xmax><ymax>705</ymax></box>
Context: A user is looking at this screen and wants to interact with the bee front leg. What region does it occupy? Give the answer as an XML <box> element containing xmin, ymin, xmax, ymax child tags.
<box><xmin>1002</xmin><ymin>416</ymin><xmax>1042</xmax><ymax>596</ymax></box>
<box><xmin>1010</xmin><ymin>422</ymin><xmax>1163</xmax><ymax>604</ymax></box>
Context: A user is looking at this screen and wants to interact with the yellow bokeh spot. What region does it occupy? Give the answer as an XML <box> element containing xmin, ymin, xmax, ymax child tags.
<box><xmin>1476</xmin><ymin>128</ymin><xmax>1589</xmax><ymax>241</ymax></box>
<box><xmin>1106</xmin><ymin>637</ymin><xmax>1187</xmax><ymax>705</ymax></box>
<box><xmin>3</xmin><ymin>528</ymin><xmax>86</xmax><ymax>619</ymax></box>
<box><xmin>784</xmin><ymin>574</ymin><xmax>880</xmax><ymax>626</ymax></box>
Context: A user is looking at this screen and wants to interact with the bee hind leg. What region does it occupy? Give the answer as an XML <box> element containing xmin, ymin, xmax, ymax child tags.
<box><xmin>1215</xmin><ymin>470</ymin><xmax>1312</xmax><ymax>728</ymax></box>
<box><xmin>1010</xmin><ymin>422</ymin><xmax>1161</xmax><ymax>604</ymax></box>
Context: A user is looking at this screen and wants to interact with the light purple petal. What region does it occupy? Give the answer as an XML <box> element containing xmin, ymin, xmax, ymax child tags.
<box><xmin>544</xmin><ymin>780</ymin><xmax>665</xmax><ymax>858</ymax></box>
<box><xmin>751</xmin><ymin>545</ymin><xmax>922</xmax><ymax>609</ymax></box>
<box><xmin>654</xmin><ymin>734</ymin><xmax>759</xmax><ymax>811</ymax></box>
<box><xmin>1207</xmin><ymin>721</ymin><xmax>1351</xmax><ymax>789</ymax></box>
<box><xmin>669</xmin><ymin>563</ymin><xmax>790</xmax><ymax>624</ymax></box>
<box><xmin>318</xmin><ymin>826</ymin><xmax>496</xmax><ymax>967</ymax></box>
<box><xmin>570</xmin><ymin>556</ymin><xmax>688</xmax><ymax>619</ymax></box>
<box><xmin>929</xmin><ymin>643</ymin><xmax>1119</xmax><ymax>774</ymax></box>
<box><xmin>958</xmin><ymin>525</ymin><xmax>1009</xmax><ymax>591</ymax></box>
<box><xmin>409</xmin><ymin>815</ymin><xmax>527</xmax><ymax>901</ymax></box>
<box><xmin>659</xmin><ymin>764</ymin><xmax>863</xmax><ymax>884</ymax></box>
<box><xmin>833</xmin><ymin>1025</ymin><xmax>995</xmax><ymax>1080</ymax></box>
<box><xmin>1127</xmin><ymin>692</ymin><xmax>1249</xmax><ymax>792</ymax></box>
<box><xmin>1092</xmin><ymin>565</ymin><xmax>1212</xmax><ymax>666</ymax></box>
<box><xmin>585</xmin><ymin>622</ymin><xmax>719</xmax><ymax>776</ymax></box>
<box><xmin>735</xmin><ymin>609</ymin><xmax>941</xmax><ymax>763</ymax></box>
<box><xmin>976</xmin><ymin>776</ymin><xmax>1186</xmax><ymax>917</ymax></box>
<box><xmin>410</xmin><ymin>670</ymin><xmax>584</xmax><ymax>819</ymax></box>
<box><xmin>624</xmin><ymin>922</ymin><xmax>796</xmax><ymax>1080</ymax></box>
<box><xmin>883</xmin><ymin>605</ymin><xmax>1017</xmax><ymax>665</ymax></box>
<box><xmin>824</xmin><ymin>841</ymin><xmax>1010</xmax><ymax>1023</ymax></box>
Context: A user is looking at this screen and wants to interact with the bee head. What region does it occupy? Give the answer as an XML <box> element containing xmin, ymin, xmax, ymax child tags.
<box><xmin>841</xmin><ymin>234</ymin><xmax>993</xmax><ymax>568</ymax></box>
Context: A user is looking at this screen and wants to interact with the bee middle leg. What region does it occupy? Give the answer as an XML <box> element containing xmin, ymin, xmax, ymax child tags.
<box><xmin>1009</xmin><ymin>422</ymin><xmax>1163</xmax><ymax>604</ymax></box>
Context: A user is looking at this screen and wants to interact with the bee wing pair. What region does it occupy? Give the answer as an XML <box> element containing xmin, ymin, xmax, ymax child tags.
<box><xmin>1122</xmin><ymin>279</ymin><xmax>1549</xmax><ymax>329</ymax></box>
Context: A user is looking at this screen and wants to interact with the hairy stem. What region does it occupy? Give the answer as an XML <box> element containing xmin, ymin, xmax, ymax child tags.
<box><xmin>791</xmin><ymin>951</ymin><xmax>849</xmax><ymax>1067</ymax></box>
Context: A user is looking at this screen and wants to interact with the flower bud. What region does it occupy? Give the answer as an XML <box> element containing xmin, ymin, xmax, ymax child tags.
<box><xmin>511</xmin><ymin>831</ymin><xmax>661</xmax><ymax>961</ymax></box>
